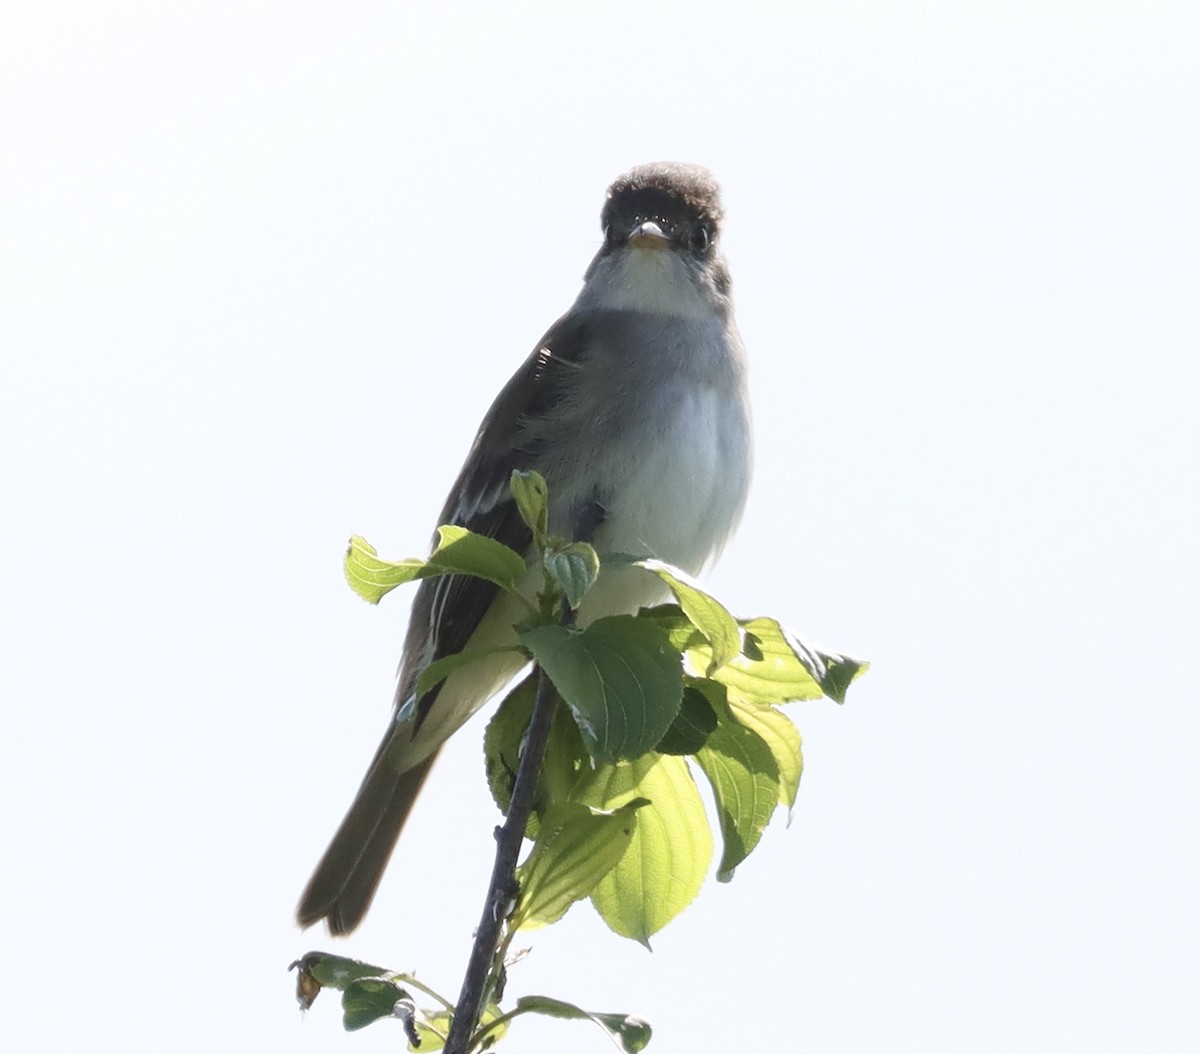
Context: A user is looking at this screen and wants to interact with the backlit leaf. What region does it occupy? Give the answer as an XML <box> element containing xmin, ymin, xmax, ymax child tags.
<box><xmin>513</xmin><ymin>800</ymin><xmax>645</xmax><ymax>930</ymax></box>
<box><xmin>575</xmin><ymin>753</ymin><xmax>711</xmax><ymax>946</ymax></box>
<box><xmin>693</xmin><ymin>695</ymin><xmax>783</xmax><ymax>880</ymax></box>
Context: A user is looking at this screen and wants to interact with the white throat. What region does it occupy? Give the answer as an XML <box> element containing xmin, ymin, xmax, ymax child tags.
<box><xmin>575</xmin><ymin>247</ymin><xmax>714</xmax><ymax>320</ymax></box>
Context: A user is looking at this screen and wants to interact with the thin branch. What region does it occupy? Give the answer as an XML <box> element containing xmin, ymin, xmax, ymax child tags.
<box><xmin>443</xmin><ymin>609</ymin><xmax>570</xmax><ymax>1054</ymax></box>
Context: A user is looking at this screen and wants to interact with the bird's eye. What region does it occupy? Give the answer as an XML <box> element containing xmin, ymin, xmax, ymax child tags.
<box><xmin>690</xmin><ymin>225</ymin><xmax>710</xmax><ymax>253</ymax></box>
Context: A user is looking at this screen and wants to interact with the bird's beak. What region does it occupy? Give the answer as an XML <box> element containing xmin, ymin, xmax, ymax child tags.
<box><xmin>626</xmin><ymin>220</ymin><xmax>672</xmax><ymax>252</ymax></box>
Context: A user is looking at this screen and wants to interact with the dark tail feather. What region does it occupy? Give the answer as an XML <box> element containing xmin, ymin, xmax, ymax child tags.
<box><xmin>296</xmin><ymin>748</ymin><xmax>438</xmax><ymax>935</ymax></box>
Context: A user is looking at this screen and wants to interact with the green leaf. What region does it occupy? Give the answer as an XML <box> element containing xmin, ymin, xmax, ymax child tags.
<box><xmin>628</xmin><ymin>557</ymin><xmax>741</xmax><ymax>670</ymax></box>
<box><xmin>519</xmin><ymin>616</ymin><xmax>683</xmax><ymax>764</ymax></box>
<box><xmin>575</xmin><ymin>753</ymin><xmax>712</xmax><ymax>946</ymax></box>
<box><xmin>693</xmin><ymin>693</ymin><xmax>783</xmax><ymax>881</ymax></box>
<box><xmin>421</xmin><ymin>1005</ymin><xmax>505</xmax><ymax>1052</ymax></box>
<box><xmin>417</xmin><ymin>1008</ymin><xmax>506</xmax><ymax>1054</ymax></box>
<box><xmin>639</xmin><ymin>603</ymin><xmax>705</xmax><ymax>652</ymax></box>
<box><xmin>343</xmin><ymin>536</ymin><xmax>429</xmax><ymax>604</ymax></box>
<box><xmin>483</xmin><ymin>678</ymin><xmax>589</xmax><ymax>832</ymax></box>
<box><xmin>644</xmin><ymin>610</ymin><xmax>868</xmax><ymax>708</ymax></box>
<box><xmin>342</xmin><ymin>976</ymin><xmax>408</xmax><ymax>1032</ymax></box>
<box><xmin>415</xmin><ymin>645</ymin><xmax>522</xmax><ymax>701</ymax></box>
<box><xmin>292</xmin><ymin>951</ymin><xmax>392</xmax><ymax>992</ymax></box>
<box><xmin>654</xmin><ymin>684</ymin><xmax>717</xmax><ymax>755</ymax></box>
<box><xmin>544</xmin><ymin>541</ymin><xmax>600</xmax><ymax>609</ymax></box>
<box><xmin>509</xmin><ymin>995</ymin><xmax>652</xmax><ymax>1053</ymax></box>
<box><xmin>290</xmin><ymin>952</ymin><xmax>394</xmax><ymax>1010</ymax></box>
<box><xmin>425</xmin><ymin>524</ymin><xmax>527</xmax><ymax>587</ymax></box>
<box><xmin>537</xmin><ymin>698</ymin><xmax>592</xmax><ymax>814</ymax></box>
<box><xmin>484</xmin><ymin>674</ymin><xmax>536</xmax><ymax>817</ymax></box>
<box><xmin>513</xmin><ymin>800</ymin><xmax>646</xmax><ymax>930</ymax></box>
<box><xmin>740</xmin><ymin>621</ymin><xmax>872</xmax><ymax>705</ymax></box>
<box><xmin>413</xmin><ymin>1009</ymin><xmax>452</xmax><ymax>1051</ymax></box>
<box><xmin>343</xmin><ymin>528</ymin><xmax>527</xmax><ymax>606</ymax></box>
<box><xmin>818</xmin><ymin>650</ymin><xmax>871</xmax><ymax>703</ymax></box>
<box><xmin>727</xmin><ymin>697</ymin><xmax>803</xmax><ymax>811</ymax></box>
<box><xmin>510</xmin><ymin>469</ymin><xmax>549</xmax><ymax>540</ymax></box>
<box><xmin>705</xmin><ymin>617</ymin><xmax>827</xmax><ymax>707</ymax></box>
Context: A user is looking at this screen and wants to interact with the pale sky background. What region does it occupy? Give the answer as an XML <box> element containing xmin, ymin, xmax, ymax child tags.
<box><xmin>2</xmin><ymin>3</ymin><xmax>1197</xmax><ymax>1051</ymax></box>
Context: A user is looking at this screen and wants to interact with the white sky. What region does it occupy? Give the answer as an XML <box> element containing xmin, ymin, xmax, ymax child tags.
<box><xmin>2</xmin><ymin>2</ymin><xmax>1197</xmax><ymax>1051</ymax></box>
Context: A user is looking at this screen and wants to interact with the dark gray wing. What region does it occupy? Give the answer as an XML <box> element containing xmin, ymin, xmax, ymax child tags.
<box><xmin>398</xmin><ymin>313</ymin><xmax>593</xmax><ymax>723</ymax></box>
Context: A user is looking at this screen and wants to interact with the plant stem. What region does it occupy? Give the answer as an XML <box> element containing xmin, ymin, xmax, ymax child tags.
<box><xmin>443</xmin><ymin>632</ymin><xmax>566</xmax><ymax>1054</ymax></box>
<box><xmin>388</xmin><ymin>973</ymin><xmax>456</xmax><ymax>1012</ymax></box>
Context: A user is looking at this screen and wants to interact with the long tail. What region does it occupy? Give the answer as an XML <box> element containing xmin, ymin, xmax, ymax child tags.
<box><xmin>296</xmin><ymin>739</ymin><xmax>438</xmax><ymax>935</ymax></box>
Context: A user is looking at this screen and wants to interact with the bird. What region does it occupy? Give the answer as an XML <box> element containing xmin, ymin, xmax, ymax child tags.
<box><xmin>297</xmin><ymin>162</ymin><xmax>752</xmax><ymax>935</ymax></box>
